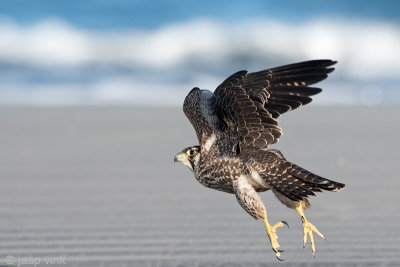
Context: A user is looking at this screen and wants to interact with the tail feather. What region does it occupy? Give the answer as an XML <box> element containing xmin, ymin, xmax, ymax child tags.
<box><xmin>261</xmin><ymin>172</ymin><xmax>322</xmax><ymax>202</ymax></box>
<box><xmin>259</xmin><ymin>162</ymin><xmax>345</xmax><ymax>202</ymax></box>
<box><xmin>246</xmin><ymin>149</ymin><xmax>345</xmax><ymax>202</ymax></box>
<box><xmin>288</xmin><ymin>164</ymin><xmax>346</xmax><ymax>192</ymax></box>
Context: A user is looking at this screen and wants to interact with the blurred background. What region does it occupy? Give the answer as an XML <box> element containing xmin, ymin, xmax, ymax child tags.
<box><xmin>0</xmin><ymin>0</ymin><xmax>399</xmax><ymax>106</ymax></box>
<box><xmin>1</xmin><ymin>1</ymin><xmax>400</xmax><ymax>266</ymax></box>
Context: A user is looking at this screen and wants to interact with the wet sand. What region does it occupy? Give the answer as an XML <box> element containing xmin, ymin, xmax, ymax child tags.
<box><xmin>0</xmin><ymin>106</ymin><xmax>399</xmax><ymax>266</ymax></box>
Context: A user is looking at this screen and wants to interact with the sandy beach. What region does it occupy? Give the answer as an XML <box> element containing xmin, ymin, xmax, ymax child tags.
<box><xmin>0</xmin><ymin>106</ymin><xmax>399</xmax><ymax>266</ymax></box>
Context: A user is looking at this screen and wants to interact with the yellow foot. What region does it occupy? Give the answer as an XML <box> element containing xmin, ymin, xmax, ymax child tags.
<box><xmin>301</xmin><ymin>216</ymin><xmax>325</xmax><ymax>257</ymax></box>
<box><xmin>264</xmin><ymin>219</ymin><xmax>289</xmax><ymax>261</ymax></box>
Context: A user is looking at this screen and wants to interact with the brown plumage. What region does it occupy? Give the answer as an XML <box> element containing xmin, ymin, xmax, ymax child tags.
<box><xmin>175</xmin><ymin>59</ymin><xmax>345</xmax><ymax>260</ymax></box>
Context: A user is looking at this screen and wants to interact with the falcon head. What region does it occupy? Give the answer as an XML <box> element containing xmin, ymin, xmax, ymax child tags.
<box><xmin>174</xmin><ymin>146</ymin><xmax>200</xmax><ymax>171</ymax></box>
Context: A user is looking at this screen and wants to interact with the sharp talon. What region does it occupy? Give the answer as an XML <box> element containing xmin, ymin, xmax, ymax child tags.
<box><xmin>276</xmin><ymin>256</ymin><xmax>284</xmax><ymax>261</ymax></box>
<box><xmin>265</xmin><ymin>219</ymin><xmax>285</xmax><ymax>260</ymax></box>
<box><xmin>281</xmin><ymin>220</ymin><xmax>289</xmax><ymax>228</ymax></box>
<box><xmin>272</xmin><ymin>247</ymin><xmax>285</xmax><ymax>253</ymax></box>
<box><xmin>296</xmin><ymin>211</ymin><xmax>325</xmax><ymax>257</ymax></box>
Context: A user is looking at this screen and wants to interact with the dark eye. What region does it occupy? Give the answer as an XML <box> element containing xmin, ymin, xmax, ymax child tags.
<box><xmin>189</xmin><ymin>149</ymin><xmax>195</xmax><ymax>156</ymax></box>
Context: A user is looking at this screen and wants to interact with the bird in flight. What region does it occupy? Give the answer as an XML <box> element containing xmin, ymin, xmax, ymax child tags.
<box><xmin>174</xmin><ymin>60</ymin><xmax>345</xmax><ymax>260</ymax></box>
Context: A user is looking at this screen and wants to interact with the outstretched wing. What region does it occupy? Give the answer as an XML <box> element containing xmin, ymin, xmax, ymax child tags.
<box><xmin>241</xmin><ymin>60</ymin><xmax>336</xmax><ymax>118</ymax></box>
<box><xmin>183</xmin><ymin>60</ymin><xmax>336</xmax><ymax>151</ymax></box>
<box><xmin>214</xmin><ymin>59</ymin><xmax>336</xmax><ymax>149</ymax></box>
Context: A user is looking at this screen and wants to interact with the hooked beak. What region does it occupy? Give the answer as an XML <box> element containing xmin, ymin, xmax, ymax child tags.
<box><xmin>174</xmin><ymin>152</ymin><xmax>186</xmax><ymax>163</ymax></box>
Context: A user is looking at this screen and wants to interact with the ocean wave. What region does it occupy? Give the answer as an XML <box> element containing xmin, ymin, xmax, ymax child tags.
<box><xmin>0</xmin><ymin>17</ymin><xmax>399</xmax><ymax>105</ymax></box>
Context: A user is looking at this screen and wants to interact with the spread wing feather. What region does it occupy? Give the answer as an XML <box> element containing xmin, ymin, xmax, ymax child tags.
<box><xmin>215</xmin><ymin>59</ymin><xmax>336</xmax><ymax>149</ymax></box>
<box><xmin>183</xmin><ymin>60</ymin><xmax>336</xmax><ymax>150</ymax></box>
<box><xmin>243</xmin><ymin>59</ymin><xmax>336</xmax><ymax>119</ymax></box>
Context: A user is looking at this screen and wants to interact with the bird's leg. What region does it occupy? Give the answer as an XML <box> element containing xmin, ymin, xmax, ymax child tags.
<box><xmin>295</xmin><ymin>202</ymin><xmax>325</xmax><ymax>257</ymax></box>
<box><xmin>263</xmin><ymin>213</ymin><xmax>289</xmax><ymax>261</ymax></box>
<box><xmin>233</xmin><ymin>176</ymin><xmax>288</xmax><ymax>260</ymax></box>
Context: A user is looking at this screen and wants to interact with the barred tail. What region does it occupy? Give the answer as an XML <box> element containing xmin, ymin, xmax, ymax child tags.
<box><xmin>260</xmin><ymin>161</ymin><xmax>345</xmax><ymax>203</ymax></box>
<box><xmin>287</xmin><ymin>164</ymin><xmax>345</xmax><ymax>192</ymax></box>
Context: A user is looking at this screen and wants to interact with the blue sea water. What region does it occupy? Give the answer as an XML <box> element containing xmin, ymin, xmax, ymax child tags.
<box><xmin>0</xmin><ymin>0</ymin><xmax>399</xmax><ymax>106</ymax></box>
<box><xmin>1</xmin><ymin>0</ymin><xmax>399</xmax><ymax>30</ymax></box>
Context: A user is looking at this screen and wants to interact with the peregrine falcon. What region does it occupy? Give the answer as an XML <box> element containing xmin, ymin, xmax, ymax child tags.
<box><xmin>174</xmin><ymin>60</ymin><xmax>345</xmax><ymax>260</ymax></box>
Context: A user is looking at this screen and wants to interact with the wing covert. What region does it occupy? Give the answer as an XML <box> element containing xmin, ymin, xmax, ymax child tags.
<box><xmin>214</xmin><ymin>86</ymin><xmax>281</xmax><ymax>149</ymax></box>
